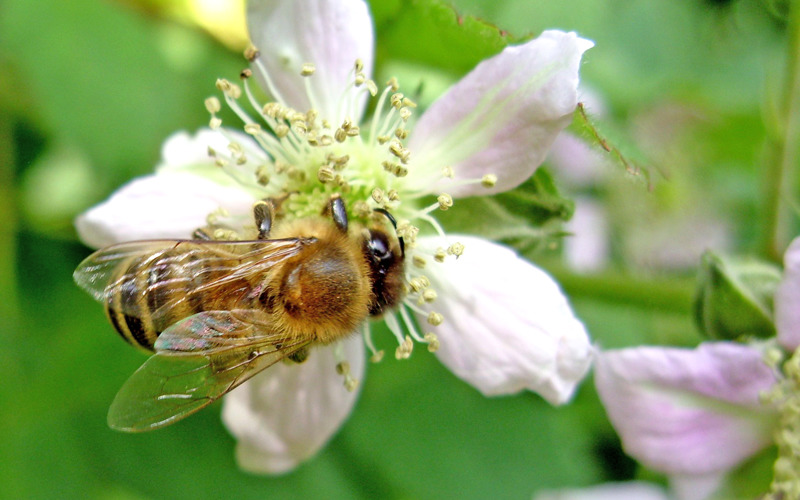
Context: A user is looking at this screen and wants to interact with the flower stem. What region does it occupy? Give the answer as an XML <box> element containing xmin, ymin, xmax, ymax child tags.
<box><xmin>763</xmin><ymin>1</ymin><xmax>800</xmax><ymax>262</ymax></box>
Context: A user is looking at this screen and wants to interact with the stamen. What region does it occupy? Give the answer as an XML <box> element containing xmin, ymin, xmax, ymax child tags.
<box><xmin>395</xmin><ymin>335</ymin><xmax>413</xmax><ymax>360</ymax></box>
<box><xmin>251</xmin><ymin>55</ymin><xmax>290</xmax><ymax>106</ymax></box>
<box><xmin>383</xmin><ymin>313</ymin><xmax>406</xmax><ymax>348</ymax></box>
<box><xmin>482</xmin><ymin>174</ymin><xmax>498</xmax><ymax>188</ymax></box>
<box><xmin>362</xmin><ymin>322</ymin><xmax>384</xmax><ymax>363</ymax></box>
<box><xmin>427</xmin><ymin>311</ymin><xmax>444</xmax><ymax>326</ymax></box>
<box><xmin>448</xmin><ymin>242</ymin><xmax>465</xmax><ymax>257</ymax></box>
<box><xmin>300</xmin><ymin>63</ymin><xmax>316</xmax><ymax>76</ymax></box>
<box><xmin>424</xmin><ymin>333</ymin><xmax>440</xmax><ymax>352</ymax></box>
<box><xmin>334</xmin><ymin>345</ymin><xmax>359</xmax><ymax>392</ymax></box>
<box><xmin>399</xmin><ymin>306</ymin><xmax>425</xmax><ymax>343</ymax></box>
<box><xmin>437</xmin><ymin>194</ymin><xmax>454</xmax><ymax>211</ymax></box>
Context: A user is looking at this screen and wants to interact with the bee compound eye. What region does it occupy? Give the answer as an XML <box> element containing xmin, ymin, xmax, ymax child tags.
<box><xmin>369</xmin><ymin>231</ymin><xmax>392</xmax><ymax>262</ymax></box>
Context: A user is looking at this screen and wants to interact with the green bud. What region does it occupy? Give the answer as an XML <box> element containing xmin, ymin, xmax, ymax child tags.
<box><xmin>694</xmin><ymin>251</ymin><xmax>782</xmax><ymax>340</ymax></box>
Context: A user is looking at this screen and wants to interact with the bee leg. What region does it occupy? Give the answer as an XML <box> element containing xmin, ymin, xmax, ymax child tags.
<box><xmin>324</xmin><ymin>194</ymin><xmax>348</xmax><ymax>234</ymax></box>
<box><xmin>253</xmin><ymin>200</ymin><xmax>276</xmax><ymax>240</ymax></box>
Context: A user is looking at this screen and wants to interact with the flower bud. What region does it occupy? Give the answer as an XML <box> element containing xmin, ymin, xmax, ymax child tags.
<box><xmin>694</xmin><ymin>251</ymin><xmax>781</xmax><ymax>340</ymax></box>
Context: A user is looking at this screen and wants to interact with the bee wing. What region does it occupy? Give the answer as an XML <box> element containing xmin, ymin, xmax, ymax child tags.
<box><xmin>107</xmin><ymin>309</ymin><xmax>311</xmax><ymax>432</ymax></box>
<box><xmin>73</xmin><ymin>238</ymin><xmax>305</xmax><ymax>318</ymax></box>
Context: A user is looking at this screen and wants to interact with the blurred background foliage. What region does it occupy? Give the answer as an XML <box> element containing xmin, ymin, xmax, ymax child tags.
<box><xmin>0</xmin><ymin>0</ymin><xmax>793</xmax><ymax>498</ymax></box>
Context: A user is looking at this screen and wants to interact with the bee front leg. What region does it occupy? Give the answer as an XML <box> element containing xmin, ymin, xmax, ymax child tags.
<box><xmin>253</xmin><ymin>200</ymin><xmax>276</xmax><ymax>240</ymax></box>
<box><xmin>325</xmin><ymin>194</ymin><xmax>348</xmax><ymax>234</ymax></box>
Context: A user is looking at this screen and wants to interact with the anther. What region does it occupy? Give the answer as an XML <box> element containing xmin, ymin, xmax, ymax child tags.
<box><xmin>387</xmin><ymin>189</ymin><xmax>399</xmax><ymax>201</ymax></box>
<box><xmin>427</xmin><ymin>312</ymin><xmax>444</xmax><ymax>326</ymax></box>
<box><xmin>255</xmin><ymin>165</ymin><xmax>270</xmax><ymax>186</ymax></box>
<box><xmin>301</xmin><ymin>63</ymin><xmax>316</xmax><ymax>76</ymax></box>
<box><xmin>209</xmin><ymin>117</ymin><xmax>222</xmax><ymax>129</ymax></box>
<box><xmin>370</xmin><ymin>350</ymin><xmax>385</xmax><ymax>363</ymax></box>
<box><xmin>442</xmin><ymin>166</ymin><xmax>455</xmax><ymax>179</ymax></box>
<box><xmin>334</xmin><ymin>128</ymin><xmax>347</xmax><ymax>143</ymax></box>
<box><xmin>240</xmin><ymin>68</ymin><xmax>252</xmax><ymax>79</ymax></box>
<box><xmin>386</xmin><ymin>77</ymin><xmax>399</xmax><ymax>92</ymax></box>
<box><xmin>205</xmin><ymin>97</ymin><xmax>221</xmax><ymax>113</ymax></box>
<box><xmin>481</xmin><ymin>174</ymin><xmax>498</xmax><ymax>188</ymax></box>
<box><xmin>448</xmin><ymin>242</ymin><xmax>465</xmax><ymax>257</ymax></box>
<box><xmin>424</xmin><ymin>333</ymin><xmax>440</xmax><ymax>352</ymax></box>
<box><xmin>344</xmin><ymin>375</ymin><xmax>359</xmax><ymax>392</ymax></box>
<box><xmin>422</xmin><ymin>289</ymin><xmax>437</xmax><ymax>303</ymax></box>
<box><xmin>437</xmin><ymin>194</ymin><xmax>453</xmax><ymax>211</ymax></box>
<box><xmin>244</xmin><ymin>123</ymin><xmax>261</xmax><ymax>135</ymax></box>
<box><xmin>434</xmin><ymin>248</ymin><xmax>446</xmax><ymax>263</ymax></box>
<box><xmin>244</xmin><ymin>45</ymin><xmax>260</xmax><ymax>61</ymax></box>
<box><xmin>390</xmin><ymin>93</ymin><xmax>404</xmax><ymax>109</ymax></box>
<box><xmin>353</xmin><ymin>200</ymin><xmax>372</xmax><ymax>218</ymax></box>
<box><xmin>335</xmin><ymin>361</ymin><xmax>350</xmax><ymax>376</ymax></box>
<box><xmin>412</xmin><ymin>255</ymin><xmax>426</xmax><ymax>268</ymax></box>
<box><xmin>275</xmin><ymin>124</ymin><xmax>290</xmax><ymax>138</ymax></box>
<box><xmin>371</xmin><ymin>188</ymin><xmax>385</xmax><ymax>204</ymax></box>
<box><xmin>366</xmin><ymin>80</ymin><xmax>378</xmax><ymax>96</ymax></box>
<box><xmin>318</xmin><ymin>166</ymin><xmax>335</xmax><ymax>183</ymax></box>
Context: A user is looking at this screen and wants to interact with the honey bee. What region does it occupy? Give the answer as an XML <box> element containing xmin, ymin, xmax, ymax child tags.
<box><xmin>74</xmin><ymin>195</ymin><xmax>405</xmax><ymax>431</ymax></box>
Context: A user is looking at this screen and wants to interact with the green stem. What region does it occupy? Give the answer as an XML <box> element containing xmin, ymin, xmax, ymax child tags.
<box><xmin>764</xmin><ymin>1</ymin><xmax>800</xmax><ymax>262</ymax></box>
<box><xmin>0</xmin><ymin>115</ymin><xmax>19</xmax><ymax>331</ymax></box>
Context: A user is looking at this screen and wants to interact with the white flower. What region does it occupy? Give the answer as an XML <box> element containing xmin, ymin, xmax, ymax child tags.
<box><xmin>593</xmin><ymin>237</ymin><xmax>800</xmax><ymax>500</ymax></box>
<box><xmin>76</xmin><ymin>0</ymin><xmax>593</xmax><ymax>473</ymax></box>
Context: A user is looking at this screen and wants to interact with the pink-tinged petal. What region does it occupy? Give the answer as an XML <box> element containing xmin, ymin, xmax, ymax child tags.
<box><xmin>221</xmin><ymin>336</ymin><xmax>365</xmax><ymax>474</ymax></box>
<box><xmin>247</xmin><ymin>0</ymin><xmax>374</xmax><ymax>121</ymax></box>
<box><xmin>594</xmin><ymin>342</ymin><xmax>777</xmax><ymax>476</ymax></box>
<box><xmin>670</xmin><ymin>473</ymin><xmax>726</xmax><ymax>500</ymax></box>
<box><xmin>407</xmin><ymin>31</ymin><xmax>593</xmax><ymax>197</ymax></box>
<box><xmin>75</xmin><ymin>172</ymin><xmax>256</xmax><ymax>248</ymax></box>
<box><xmin>776</xmin><ymin>236</ymin><xmax>800</xmax><ymax>350</ymax></box>
<box><xmin>414</xmin><ymin>235</ymin><xmax>592</xmax><ymax>404</ymax></box>
<box><xmin>534</xmin><ymin>481</ymin><xmax>669</xmax><ymax>500</ymax></box>
<box><xmin>564</xmin><ymin>197</ymin><xmax>609</xmax><ymax>272</ymax></box>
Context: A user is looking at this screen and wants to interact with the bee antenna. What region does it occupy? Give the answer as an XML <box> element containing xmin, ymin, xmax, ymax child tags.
<box><xmin>373</xmin><ymin>208</ymin><xmax>404</xmax><ymax>257</ymax></box>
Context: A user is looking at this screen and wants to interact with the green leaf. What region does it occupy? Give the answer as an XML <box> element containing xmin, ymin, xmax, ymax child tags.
<box><xmin>372</xmin><ymin>0</ymin><xmax>520</xmax><ymax>75</ymax></box>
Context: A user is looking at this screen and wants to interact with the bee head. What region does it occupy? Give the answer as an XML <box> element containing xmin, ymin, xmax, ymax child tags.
<box><xmin>364</xmin><ymin>208</ymin><xmax>405</xmax><ymax>315</ymax></box>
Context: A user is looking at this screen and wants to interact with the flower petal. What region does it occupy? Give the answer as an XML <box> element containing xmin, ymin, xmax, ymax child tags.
<box><xmin>414</xmin><ymin>235</ymin><xmax>592</xmax><ymax>403</ymax></box>
<box><xmin>247</xmin><ymin>0</ymin><xmax>374</xmax><ymax>121</ymax></box>
<box><xmin>534</xmin><ymin>481</ymin><xmax>670</xmax><ymax>500</ymax></box>
<box><xmin>222</xmin><ymin>336</ymin><xmax>365</xmax><ymax>474</ymax></box>
<box><xmin>594</xmin><ymin>342</ymin><xmax>777</xmax><ymax>476</ymax></box>
<box><xmin>407</xmin><ymin>30</ymin><xmax>593</xmax><ymax>197</ymax></box>
<box><xmin>776</xmin><ymin>236</ymin><xmax>800</xmax><ymax>350</ymax></box>
<box><xmin>75</xmin><ymin>172</ymin><xmax>256</xmax><ymax>248</ymax></box>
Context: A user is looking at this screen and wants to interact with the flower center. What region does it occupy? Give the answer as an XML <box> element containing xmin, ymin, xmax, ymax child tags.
<box><xmin>205</xmin><ymin>51</ymin><xmax>423</xmax><ymax>231</ymax></box>
<box><xmin>763</xmin><ymin>346</ymin><xmax>800</xmax><ymax>497</ymax></box>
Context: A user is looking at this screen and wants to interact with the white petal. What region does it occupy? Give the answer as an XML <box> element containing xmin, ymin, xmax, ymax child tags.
<box><xmin>534</xmin><ymin>481</ymin><xmax>670</xmax><ymax>500</ymax></box>
<box><xmin>75</xmin><ymin>172</ymin><xmax>256</xmax><ymax>248</ymax></box>
<box><xmin>776</xmin><ymin>236</ymin><xmax>800</xmax><ymax>350</ymax></box>
<box><xmin>407</xmin><ymin>31</ymin><xmax>593</xmax><ymax>197</ymax></box>
<box><xmin>594</xmin><ymin>342</ymin><xmax>777</xmax><ymax>476</ymax></box>
<box><xmin>414</xmin><ymin>235</ymin><xmax>592</xmax><ymax>403</ymax></box>
<box><xmin>157</xmin><ymin>129</ymin><xmax>231</xmax><ymax>170</ymax></box>
<box><xmin>247</xmin><ymin>0</ymin><xmax>374</xmax><ymax>122</ymax></box>
<box><xmin>221</xmin><ymin>336</ymin><xmax>365</xmax><ymax>474</ymax></box>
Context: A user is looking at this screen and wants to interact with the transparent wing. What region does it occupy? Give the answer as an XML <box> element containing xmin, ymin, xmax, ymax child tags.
<box><xmin>73</xmin><ymin>238</ymin><xmax>307</xmax><ymax>319</ymax></box>
<box><xmin>107</xmin><ymin>310</ymin><xmax>311</xmax><ymax>432</ymax></box>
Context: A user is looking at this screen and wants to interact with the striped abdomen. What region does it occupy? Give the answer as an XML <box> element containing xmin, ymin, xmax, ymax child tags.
<box><xmin>104</xmin><ymin>247</ymin><xmax>256</xmax><ymax>350</ymax></box>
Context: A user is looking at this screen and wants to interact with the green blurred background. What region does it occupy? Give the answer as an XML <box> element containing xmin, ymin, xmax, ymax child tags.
<box><xmin>0</xmin><ymin>0</ymin><xmax>791</xmax><ymax>498</ymax></box>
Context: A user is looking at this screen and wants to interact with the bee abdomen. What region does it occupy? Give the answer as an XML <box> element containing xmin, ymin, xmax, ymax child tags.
<box><xmin>104</xmin><ymin>249</ymin><xmax>221</xmax><ymax>350</ymax></box>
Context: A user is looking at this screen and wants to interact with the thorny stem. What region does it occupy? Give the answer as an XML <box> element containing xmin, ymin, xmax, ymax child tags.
<box><xmin>763</xmin><ymin>1</ymin><xmax>800</xmax><ymax>262</ymax></box>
